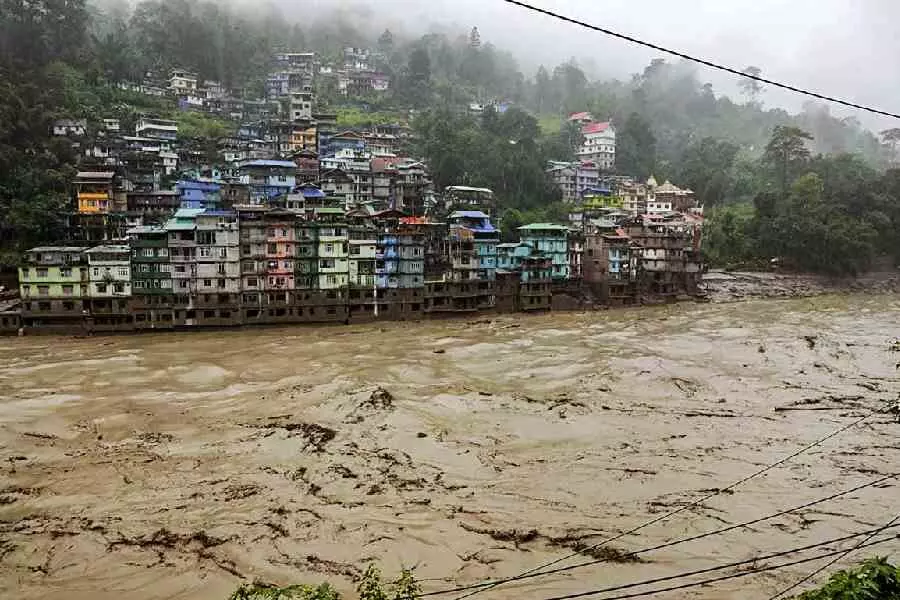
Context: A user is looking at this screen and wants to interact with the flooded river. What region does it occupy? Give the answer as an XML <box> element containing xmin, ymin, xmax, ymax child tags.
<box><xmin>1</xmin><ymin>295</ymin><xmax>898</xmax><ymax>600</ymax></box>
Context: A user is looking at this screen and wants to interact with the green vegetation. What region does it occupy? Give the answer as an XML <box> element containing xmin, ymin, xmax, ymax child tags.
<box><xmin>794</xmin><ymin>557</ymin><xmax>900</xmax><ymax>599</ymax></box>
<box><xmin>225</xmin><ymin>558</ymin><xmax>900</xmax><ymax>600</ymax></box>
<box><xmin>2</xmin><ymin>0</ymin><xmax>900</xmax><ymax>275</ymax></box>
<box><xmin>175</xmin><ymin>111</ymin><xmax>236</xmax><ymax>140</ymax></box>
<box><xmin>229</xmin><ymin>565</ymin><xmax>419</xmax><ymax>600</ymax></box>
<box><xmin>335</xmin><ymin>107</ymin><xmax>405</xmax><ymax>128</ymax></box>
<box><xmin>701</xmin><ymin>126</ymin><xmax>900</xmax><ymax>274</ymax></box>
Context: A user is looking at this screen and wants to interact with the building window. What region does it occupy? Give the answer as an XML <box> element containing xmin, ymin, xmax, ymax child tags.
<box><xmin>60</xmin><ymin>268</ymin><xmax>72</xmax><ymax>277</ymax></box>
<box><xmin>203</xmin><ymin>279</ymin><xmax>212</xmax><ymax>287</ymax></box>
<box><xmin>62</xmin><ymin>285</ymin><xmax>73</xmax><ymax>296</ymax></box>
<box><xmin>37</xmin><ymin>268</ymin><xmax>48</xmax><ymax>278</ymax></box>
<box><xmin>175</xmin><ymin>265</ymin><xmax>185</xmax><ymax>273</ymax></box>
<box><xmin>113</xmin><ymin>283</ymin><xmax>125</xmax><ymax>293</ymax></box>
<box><xmin>37</xmin><ymin>285</ymin><xmax>49</xmax><ymax>296</ymax></box>
<box><xmin>96</xmin><ymin>283</ymin><xmax>107</xmax><ymax>293</ymax></box>
<box><xmin>217</xmin><ymin>279</ymin><xmax>226</xmax><ymax>289</ymax></box>
<box><xmin>200</xmin><ymin>247</ymin><xmax>211</xmax><ymax>257</ymax></box>
<box><xmin>179</xmin><ymin>280</ymin><xmax>188</xmax><ymax>289</ymax></box>
<box><xmin>118</xmin><ymin>267</ymin><xmax>128</xmax><ymax>277</ymax></box>
<box><xmin>267</xmin><ymin>243</ymin><xmax>277</xmax><ymax>254</ymax></box>
<box><xmin>247</xmin><ymin>277</ymin><xmax>257</xmax><ymax>287</ymax></box>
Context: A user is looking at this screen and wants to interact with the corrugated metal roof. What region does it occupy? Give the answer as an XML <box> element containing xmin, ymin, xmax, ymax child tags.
<box><xmin>76</xmin><ymin>171</ymin><xmax>115</xmax><ymax>179</ymax></box>
<box><xmin>27</xmin><ymin>246</ymin><xmax>87</xmax><ymax>253</ymax></box>
<box><xmin>86</xmin><ymin>245</ymin><xmax>130</xmax><ymax>253</ymax></box>
<box><xmin>126</xmin><ymin>226</ymin><xmax>166</xmax><ymax>234</ymax></box>
<box><xmin>239</xmin><ymin>160</ymin><xmax>297</xmax><ymax>168</ymax></box>
<box><xmin>582</xmin><ymin>121</ymin><xmax>611</xmax><ymax>135</ymax></box>
<box><xmin>174</xmin><ymin>208</ymin><xmax>205</xmax><ymax>218</ymax></box>
<box><xmin>519</xmin><ymin>223</ymin><xmax>569</xmax><ymax>231</ymax></box>
<box><xmin>449</xmin><ymin>210</ymin><xmax>490</xmax><ymax>219</ymax></box>
<box><xmin>446</xmin><ymin>185</ymin><xmax>493</xmax><ymax>194</ymax></box>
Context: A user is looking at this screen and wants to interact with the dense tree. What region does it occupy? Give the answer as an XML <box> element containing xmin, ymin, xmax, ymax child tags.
<box><xmin>674</xmin><ymin>137</ymin><xmax>740</xmax><ymax>207</ymax></box>
<box><xmin>764</xmin><ymin>125</ymin><xmax>814</xmax><ymax>196</ymax></box>
<box><xmin>616</xmin><ymin>112</ymin><xmax>657</xmax><ymax>179</ymax></box>
<box><xmin>738</xmin><ymin>66</ymin><xmax>763</xmax><ymax>104</ymax></box>
<box><xmin>414</xmin><ymin>106</ymin><xmax>559</xmax><ymax>211</ymax></box>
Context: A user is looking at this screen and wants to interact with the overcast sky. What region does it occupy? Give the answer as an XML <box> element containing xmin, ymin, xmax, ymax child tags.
<box><xmin>300</xmin><ymin>0</ymin><xmax>898</xmax><ymax>130</ymax></box>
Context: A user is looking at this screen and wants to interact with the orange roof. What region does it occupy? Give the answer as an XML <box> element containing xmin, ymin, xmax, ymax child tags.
<box><xmin>400</xmin><ymin>216</ymin><xmax>428</xmax><ymax>225</ymax></box>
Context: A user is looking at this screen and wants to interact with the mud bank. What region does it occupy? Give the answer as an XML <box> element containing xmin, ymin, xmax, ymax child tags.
<box><xmin>0</xmin><ymin>294</ymin><xmax>898</xmax><ymax>600</ymax></box>
<box><xmin>704</xmin><ymin>270</ymin><xmax>900</xmax><ymax>302</ymax></box>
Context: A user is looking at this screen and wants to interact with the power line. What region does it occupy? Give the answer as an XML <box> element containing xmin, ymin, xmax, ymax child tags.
<box><xmin>550</xmin><ymin>534</ymin><xmax>899</xmax><ymax>600</ymax></box>
<box><xmin>539</xmin><ymin>526</ymin><xmax>900</xmax><ymax>600</ymax></box>
<box><xmin>767</xmin><ymin>512</ymin><xmax>900</xmax><ymax>600</ymax></box>
<box><xmin>498</xmin><ymin>0</ymin><xmax>900</xmax><ymax>121</ymax></box>
<box><xmin>449</xmin><ymin>406</ymin><xmax>886</xmax><ymax>599</ymax></box>
<box><xmin>421</xmin><ymin>472</ymin><xmax>896</xmax><ymax>596</ymax></box>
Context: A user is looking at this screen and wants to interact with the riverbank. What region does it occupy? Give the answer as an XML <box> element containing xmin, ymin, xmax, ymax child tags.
<box><xmin>703</xmin><ymin>269</ymin><xmax>900</xmax><ymax>303</ymax></box>
<box><xmin>1</xmin><ymin>294</ymin><xmax>898</xmax><ymax>600</ymax></box>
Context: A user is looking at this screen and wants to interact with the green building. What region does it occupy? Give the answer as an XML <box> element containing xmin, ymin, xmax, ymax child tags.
<box><xmin>518</xmin><ymin>223</ymin><xmax>570</xmax><ymax>280</ymax></box>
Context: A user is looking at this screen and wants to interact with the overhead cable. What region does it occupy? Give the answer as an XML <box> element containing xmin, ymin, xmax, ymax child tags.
<box><xmin>421</xmin><ymin>472</ymin><xmax>896</xmax><ymax>596</ymax></box>
<box><xmin>449</xmin><ymin>405</ymin><xmax>888</xmax><ymax>599</ymax></box>
<box><xmin>540</xmin><ymin>526</ymin><xmax>900</xmax><ymax>600</ymax></box>
<box><xmin>499</xmin><ymin>0</ymin><xmax>900</xmax><ymax>120</ymax></box>
<box><xmin>767</xmin><ymin>511</ymin><xmax>900</xmax><ymax>599</ymax></box>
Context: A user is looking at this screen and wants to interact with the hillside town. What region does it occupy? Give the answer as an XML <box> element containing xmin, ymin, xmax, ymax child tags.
<box><xmin>3</xmin><ymin>50</ymin><xmax>705</xmax><ymax>335</ymax></box>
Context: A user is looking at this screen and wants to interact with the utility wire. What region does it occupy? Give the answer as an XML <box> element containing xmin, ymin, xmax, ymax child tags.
<box><xmin>421</xmin><ymin>472</ymin><xmax>897</xmax><ymax>596</ymax></box>
<box><xmin>449</xmin><ymin>406</ymin><xmax>886</xmax><ymax>599</ymax></box>
<box><xmin>498</xmin><ymin>0</ymin><xmax>900</xmax><ymax>121</ymax></box>
<box><xmin>549</xmin><ymin>534</ymin><xmax>899</xmax><ymax>600</ymax></box>
<box><xmin>767</xmin><ymin>512</ymin><xmax>900</xmax><ymax>600</ymax></box>
<box><xmin>540</xmin><ymin>526</ymin><xmax>900</xmax><ymax>600</ymax></box>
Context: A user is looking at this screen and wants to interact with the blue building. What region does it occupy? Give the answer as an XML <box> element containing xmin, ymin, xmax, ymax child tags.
<box><xmin>177</xmin><ymin>180</ymin><xmax>222</xmax><ymax>209</ymax></box>
<box><xmin>518</xmin><ymin>223</ymin><xmax>570</xmax><ymax>280</ymax></box>
<box><xmin>496</xmin><ymin>242</ymin><xmax>532</xmax><ymax>271</ymax></box>
<box><xmin>448</xmin><ymin>210</ymin><xmax>499</xmax><ymax>281</ymax></box>
<box><xmin>497</xmin><ymin>242</ymin><xmax>552</xmax><ymax>282</ymax></box>
<box><xmin>238</xmin><ymin>160</ymin><xmax>297</xmax><ymax>204</ymax></box>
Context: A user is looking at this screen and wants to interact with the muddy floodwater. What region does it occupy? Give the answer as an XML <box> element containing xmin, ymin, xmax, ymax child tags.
<box><xmin>1</xmin><ymin>295</ymin><xmax>899</xmax><ymax>600</ymax></box>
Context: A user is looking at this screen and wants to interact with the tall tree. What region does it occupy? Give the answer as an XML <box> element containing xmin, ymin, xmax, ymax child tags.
<box><xmin>616</xmin><ymin>112</ymin><xmax>657</xmax><ymax>178</ymax></box>
<box><xmin>738</xmin><ymin>65</ymin><xmax>763</xmax><ymax>104</ymax></box>
<box><xmin>764</xmin><ymin>125</ymin><xmax>813</xmax><ymax>197</ymax></box>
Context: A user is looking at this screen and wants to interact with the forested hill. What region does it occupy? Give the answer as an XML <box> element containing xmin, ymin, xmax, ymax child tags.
<box><xmin>2</xmin><ymin>0</ymin><xmax>900</xmax><ymax>274</ymax></box>
<box><xmin>29</xmin><ymin>0</ymin><xmax>898</xmax><ymax>167</ymax></box>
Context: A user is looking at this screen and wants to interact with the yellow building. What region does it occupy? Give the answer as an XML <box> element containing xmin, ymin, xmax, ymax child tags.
<box><xmin>75</xmin><ymin>171</ymin><xmax>115</xmax><ymax>214</ymax></box>
<box><xmin>289</xmin><ymin>125</ymin><xmax>317</xmax><ymax>153</ymax></box>
<box><xmin>583</xmin><ymin>192</ymin><xmax>625</xmax><ymax>210</ymax></box>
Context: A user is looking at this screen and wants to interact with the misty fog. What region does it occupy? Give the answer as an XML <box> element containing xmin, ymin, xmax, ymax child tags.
<box><xmin>257</xmin><ymin>0</ymin><xmax>897</xmax><ymax>130</ymax></box>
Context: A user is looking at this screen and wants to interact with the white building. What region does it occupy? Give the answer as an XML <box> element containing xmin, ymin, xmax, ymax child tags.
<box><xmin>195</xmin><ymin>211</ymin><xmax>241</xmax><ymax>294</ymax></box>
<box><xmin>136</xmin><ymin>118</ymin><xmax>178</xmax><ymax>141</ymax></box>
<box><xmin>168</xmin><ymin>69</ymin><xmax>198</xmax><ymax>96</ymax></box>
<box><xmin>578</xmin><ymin>122</ymin><xmax>616</xmax><ymax>170</ymax></box>
<box><xmin>85</xmin><ymin>245</ymin><xmax>132</xmax><ymax>297</ymax></box>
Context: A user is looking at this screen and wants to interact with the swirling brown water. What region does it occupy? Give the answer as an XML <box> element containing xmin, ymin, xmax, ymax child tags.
<box><xmin>1</xmin><ymin>294</ymin><xmax>898</xmax><ymax>600</ymax></box>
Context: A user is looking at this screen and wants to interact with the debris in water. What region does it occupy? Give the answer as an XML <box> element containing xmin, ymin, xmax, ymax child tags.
<box><xmin>365</xmin><ymin>387</ymin><xmax>394</xmax><ymax>410</ymax></box>
<box><xmin>804</xmin><ymin>335</ymin><xmax>818</xmax><ymax>349</ymax></box>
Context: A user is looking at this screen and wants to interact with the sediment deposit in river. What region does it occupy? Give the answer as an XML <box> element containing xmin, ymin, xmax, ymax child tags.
<box><xmin>1</xmin><ymin>294</ymin><xmax>898</xmax><ymax>600</ymax></box>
